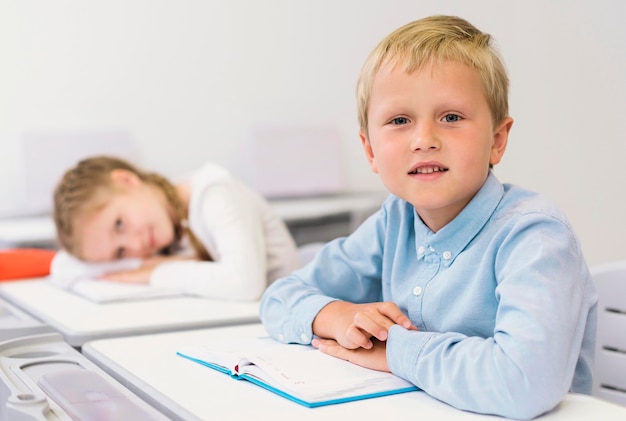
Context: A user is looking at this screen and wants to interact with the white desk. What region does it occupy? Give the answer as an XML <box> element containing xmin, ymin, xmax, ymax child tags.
<box><xmin>0</xmin><ymin>215</ymin><xmax>57</xmax><ymax>248</ymax></box>
<box><xmin>273</xmin><ymin>192</ymin><xmax>387</xmax><ymax>245</ymax></box>
<box><xmin>0</xmin><ymin>192</ymin><xmax>387</xmax><ymax>248</ymax></box>
<box><xmin>271</xmin><ymin>191</ymin><xmax>386</xmax><ymax>225</ymax></box>
<box><xmin>0</xmin><ymin>279</ymin><xmax>260</xmax><ymax>347</ymax></box>
<box><xmin>0</xmin><ymin>295</ymin><xmax>54</xmax><ymax>342</ymax></box>
<box><xmin>82</xmin><ymin>323</ymin><xmax>626</xmax><ymax>421</ymax></box>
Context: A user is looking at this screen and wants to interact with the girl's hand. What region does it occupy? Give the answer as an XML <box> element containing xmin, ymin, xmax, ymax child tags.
<box><xmin>312</xmin><ymin>337</ymin><xmax>390</xmax><ymax>372</ymax></box>
<box><xmin>100</xmin><ymin>255</ymin><xmax>195</xmax><ymax>284</ymax></box>
<box><xmin>99</xmin><ymin>266</ymin><xmax>154</xmax><ymax>284</ymax></box>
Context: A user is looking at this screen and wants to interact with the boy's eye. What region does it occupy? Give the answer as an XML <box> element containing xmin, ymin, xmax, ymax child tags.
<box><xmin>390</xmin><ymin>117</ymin><xmax>409</xmax><ymax>125</ymax></box>
<box><xmin>442</xmin><ymin>114</ymin><xmax>462</xmax><ymax>123</ymax></box>
<box><xmin>114</xmin><ymin>218</ymin><xmax>123</xmax><ymax>232</ymax></box>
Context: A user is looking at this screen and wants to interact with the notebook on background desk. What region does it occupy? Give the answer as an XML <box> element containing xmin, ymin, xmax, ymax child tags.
<box><xmin>60</xmin><ymin>279</ymin><xmax>181</xmax><ymax>303</ymax></box>
<box><xmin>0</xmin><ymin>278</ymin><xmax>260</xmax><ymax>347</ymax></box>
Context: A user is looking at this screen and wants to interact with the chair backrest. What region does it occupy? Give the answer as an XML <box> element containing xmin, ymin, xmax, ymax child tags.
<box><xmin>591</xmin><ymin>260</ymin><xmax>626</xmax><ymax>406</ymax></box>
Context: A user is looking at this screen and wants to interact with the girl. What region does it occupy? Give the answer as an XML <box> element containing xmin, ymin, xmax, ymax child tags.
<box><xmin>53</xmin><ymin>155</ymin><xmax>301</xmax><ymax>301</ymax></box>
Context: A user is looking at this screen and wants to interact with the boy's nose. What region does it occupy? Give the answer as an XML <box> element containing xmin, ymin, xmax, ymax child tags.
<box><xmin>410</xmin><ymin>122</ymin><xmax>440</xmax><ymax>151</ymax></box>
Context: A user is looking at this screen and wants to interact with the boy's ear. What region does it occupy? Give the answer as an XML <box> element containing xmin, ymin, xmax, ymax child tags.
<box><xmin>360</xmin><ymin>130</ymin><xmax>379</xmax><ymax>173</ymax></box>
<box><xmin>110</xmin><ymin>169</ymin><xmax>141</xmax><ymax>188</ymax></box>
<box><xmin>489</xmin><ymin>117</ymin><xmax>514</xmax><ymax>166</ymax></box>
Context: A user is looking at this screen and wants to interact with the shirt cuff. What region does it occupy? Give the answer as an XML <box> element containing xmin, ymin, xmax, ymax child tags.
<box><xmin>387</xmin><ymin>324</ymin><xmax>435</xmax><ymax>386</ymax></box>
<box><xmin>274</xmin><ymin>295</ymin><xmax>337</xmax><ymax>345</ymax></box>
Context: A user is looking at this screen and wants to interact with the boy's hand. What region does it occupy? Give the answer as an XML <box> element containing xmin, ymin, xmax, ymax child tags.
<box><xmin>312</xmin><ymin>301</ymin><xmax>417</xmax><ymax>350</ymax></box>
<box><xmin>312</xmin><ymin>337</ymin><xmax>389</xmax><ymax>372</ymax></box>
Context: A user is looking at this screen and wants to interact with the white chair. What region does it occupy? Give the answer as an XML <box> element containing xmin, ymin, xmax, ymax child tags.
<box><xmin>591</xmin><ymin>260</ymin><xmax>626</xmax><ymax>406</ymax></box>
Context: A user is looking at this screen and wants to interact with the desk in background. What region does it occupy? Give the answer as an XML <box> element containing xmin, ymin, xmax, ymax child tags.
<box><xmin>0</xmin><ymin>215</ymin><xmax>57</xmax><ymax>249</ymax></box>
<box><xmin>82</xmin><ymin>323</ymin><xmax>626</xmax><ymax>421</ymax></box>
<box><xmin>0</xmin><ymin>295</ymin><xmax>54</xmax><ymax>342</ymax></box>
<box><xmin>0</xmin><ymin>279</ymin><xmax>259</xmax><ymax>347</ymax></box>
<box><xmin>0</xmin><ymin>192</ymin><xmax>387</xmax><ymax>249</ymax></box>
<box><xmin>271</xmin><ymin>192</ymin><xmax>387</xmax><ymax>244</ymax></box>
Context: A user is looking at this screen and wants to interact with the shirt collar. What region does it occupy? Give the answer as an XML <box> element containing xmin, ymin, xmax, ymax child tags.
<box><xmin>413</xmin><ymin>172</ymin><xmax>504</xmax><ymax>266</ymax></box>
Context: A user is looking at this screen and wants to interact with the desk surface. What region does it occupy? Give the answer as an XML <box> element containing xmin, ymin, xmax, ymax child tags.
<box><xmin>0</xmin><ymin>279</ymin><xmax>259</xmax><ymax>347</ymax></box>
<box><xmin>0</xmin><ymin>295</ymin><xmax>55</xmax><ymax>342</ymax></box>
<box><xmin>270</xmin><ymin>191</ymin><xmax>386</xmax><ymax>222</ymax></box>
<box><xmin>82</xmin><ymin>323</ymin><xmax>626</xmax><ymax>421</ymax></box>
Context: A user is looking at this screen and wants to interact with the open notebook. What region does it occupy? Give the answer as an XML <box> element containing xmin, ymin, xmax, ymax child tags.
<box><xmin>177</xmin><ymin>336</ymin><xmax>418</xmax><ymax>408</ymax></box>
<box><xmin>49</xmin><ymin>250</ymin><xmax>181</xmax><ymax>303</ymax></box>
<box><xmin>67</xmin><ymin>281</ymin><xmax>181</xmax><ymax>303</ymax></box>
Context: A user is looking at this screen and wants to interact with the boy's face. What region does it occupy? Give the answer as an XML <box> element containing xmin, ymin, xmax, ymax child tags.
<box><xmin>360</xmin><ymin>60</ymin><xmax>513</xmax><ymax>232</ymax></box>
<box><xmin>75</xmin><ymin>171</ymin><xmax>176</xmax><ymax>261</ymax></box>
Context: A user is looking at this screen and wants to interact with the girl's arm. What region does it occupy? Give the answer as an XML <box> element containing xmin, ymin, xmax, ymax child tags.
<box><xmin>149</xmin><ymin>179</ymin><xmax>289</xmax><ymax>301</ymax></box>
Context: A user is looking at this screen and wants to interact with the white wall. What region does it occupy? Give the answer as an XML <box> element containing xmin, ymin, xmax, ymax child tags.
<box><xmin>1</xmin><ymin>0</ymin><xmax>624</xmax><ymax>266</ymax></box>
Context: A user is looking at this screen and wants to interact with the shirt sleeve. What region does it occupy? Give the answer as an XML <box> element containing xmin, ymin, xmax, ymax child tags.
<box><xmin>149</xmin><ymin>180</ymin><xmax>268</xmax><ymax>301</ymax></box>
<box><xmin>386</xmin><ymin>213</ymin><xmax>596</xmax><ymax>420</ymax></box>
<box><xmin>260</xmin><ymin>209</ymin><xmax>386</xmax><ymax>343</ymax></box>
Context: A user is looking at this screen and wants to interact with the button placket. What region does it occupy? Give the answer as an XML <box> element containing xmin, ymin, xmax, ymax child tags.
<box><xmin>408</xmin><ymin>252</ymin><xmax>440</xmax><ymax>328</ymax></box>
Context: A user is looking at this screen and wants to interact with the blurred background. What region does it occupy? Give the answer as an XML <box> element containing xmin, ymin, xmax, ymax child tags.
<box><xmin>0</xmin><ymin>0</ymin><xmax>624</xmax><ymax>266</ymax></box>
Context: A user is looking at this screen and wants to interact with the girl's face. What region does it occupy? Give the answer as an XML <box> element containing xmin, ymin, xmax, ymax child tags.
<box><xmin>360</xmin><ymin>59</ymin><xmax>512</xmax><ymax>232</ymax></box>
<box><xmin>75</xmin><ymin>170</ymin><xmax>176</xmax><ymax>261</ymax></box>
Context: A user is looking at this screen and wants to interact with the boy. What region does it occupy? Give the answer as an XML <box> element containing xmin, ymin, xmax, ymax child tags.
<box><xmin>259</xmin><ymin>15</ymin><xmax>596</xmax><ymax>420</ymax></box>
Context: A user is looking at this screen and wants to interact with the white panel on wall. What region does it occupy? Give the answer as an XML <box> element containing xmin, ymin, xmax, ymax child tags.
<box><xmin>237</xmin><ymin>126</ymin><xmax>345</xmax><ymax>198</ymax></box>
<box><xmin>18</xmin><ymin>131</ymin><xmax>139</xmax><ymax>216</ymax></box>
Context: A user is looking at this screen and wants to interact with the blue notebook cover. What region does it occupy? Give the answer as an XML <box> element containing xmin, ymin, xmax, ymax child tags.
<box><xmin>177</xmin><ymin>337</ymin><xmax>418</xmax><ymax>408</ymax></box>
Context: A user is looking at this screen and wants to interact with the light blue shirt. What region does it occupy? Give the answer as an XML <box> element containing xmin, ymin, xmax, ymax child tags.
<box><xmin>260</xmin><ymin>172</ymin><xmax>597</xmax><ymax>420</ymax></box>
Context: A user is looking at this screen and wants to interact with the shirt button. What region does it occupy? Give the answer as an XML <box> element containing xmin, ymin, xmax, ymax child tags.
<box><xmin>278</xmin><ymin>334</ymin><xmax>286</xmax><ymax>342</ymax></box>
<box><xmin>443</xmin><ymin>251</ymin><xmax>452</xmax><ymax>260</ymax></box>
<box><xmin>413</xmin><ymin>286</ymin><xmax>423</xmax><ymax>296</ymax></box>
<box><xmin>418</xmin><ymin>246</ymin><xmax>425</xmax><ymax>255</ymax></box>
<box><xmin>300</xmin><ymin>333</ymin><xmax>309</xmax><ymax>343</ymax></box>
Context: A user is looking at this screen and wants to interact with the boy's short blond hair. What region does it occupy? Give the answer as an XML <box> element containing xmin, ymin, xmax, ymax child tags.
<box><xmin>357</xmin><ymin>15</ymin><xmax>509</xmax><ymax>132</ymax></box>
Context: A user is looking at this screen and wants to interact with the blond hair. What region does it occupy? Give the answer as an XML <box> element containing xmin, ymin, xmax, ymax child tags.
<box><xmin>53</xmin><ymin>156</ymin><xmax>210</xmax><ymax>261</ymax></box>
<box><xmin>357</xmin><ymin>15</ymin><xmax>509</xmax><ymax>132</ymax></box>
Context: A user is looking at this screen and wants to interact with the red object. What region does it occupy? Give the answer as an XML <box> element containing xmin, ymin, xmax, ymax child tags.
<box><xmin>0</xmin><ymin>248</ymin><xmax>56</xmax><ymax>281</ymax></box>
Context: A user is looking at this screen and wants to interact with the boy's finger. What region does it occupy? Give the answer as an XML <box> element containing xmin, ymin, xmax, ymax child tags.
<box><xmin>345</xmin><ymin>325</ymin><xmax>374</xmax><ymax>349</ymax></box>
<box><xmin>378</xmin><ymin>302</ymin><xmax>417</xmax><ymax>330</ymax></box>
<box><xmin>353</xmin><ymin>313</ymin><xmax>390</xmax><ymax>341</ymax></box>
<box><xmin>313</xmin><ymin>338</ymin><xmax>347</xmax><ymax>360</ymax></box>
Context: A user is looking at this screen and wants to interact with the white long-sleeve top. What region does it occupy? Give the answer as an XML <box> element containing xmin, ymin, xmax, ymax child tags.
<box><xmin>149</xmin><ymin>163</ymin><xmax>301</xmax><ymax>301</ymax></box>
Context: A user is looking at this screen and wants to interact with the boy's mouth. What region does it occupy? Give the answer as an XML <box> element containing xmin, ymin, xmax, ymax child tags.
<box><xmin>409</xmin><ymin>165</ymin><xmax>449</xmax><ymax>174</ymax></box>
